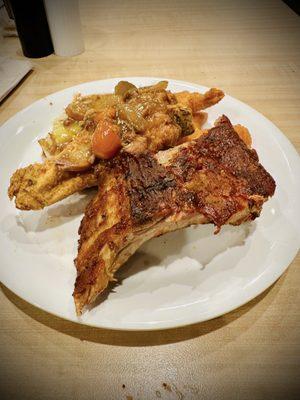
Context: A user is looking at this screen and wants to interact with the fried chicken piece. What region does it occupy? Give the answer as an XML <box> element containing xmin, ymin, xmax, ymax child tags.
<box><xmin>193</xmin><ymin>111</ymin><xmax>208</xmax><ymax>128</ymax></box>
<box><xmin>8</xmin><ymin>161</ymin><xmax>97</xmax><ymax>210</ymax></box>
<box><xmin>178</xmin><ymin>123</ymin><xmax>252</xmax><ymax>147</ymax></box>
<box><xmin>233</xmin><ymin>124</ymin><xmax>252</xmax><ymax>147</ymax></box>
<box><xmin>177</xmin><ymin>128</ymin><xmax>208</xmax><ymax>144</ymax></box>
<box><xmin>73</xmin><ymin>116</ymin><xmax>275</xmax><ymax>314</ymax></box>
<box><xmin>175</xmin><ymin>88</ymin><xmax>224</xmax><ymax>114</ymax></box>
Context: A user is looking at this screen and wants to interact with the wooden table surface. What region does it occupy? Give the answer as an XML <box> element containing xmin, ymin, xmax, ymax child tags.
<box><xmin>0</xmin><ymin>1</ymin><xmax>299</xmax><ymax>399</ymax></box>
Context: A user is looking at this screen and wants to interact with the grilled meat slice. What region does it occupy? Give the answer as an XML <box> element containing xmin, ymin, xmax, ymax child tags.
<box><xmin>73</xmin><ymin>115</ymin><xmax>276</xmax><ymax>314</ymax></box>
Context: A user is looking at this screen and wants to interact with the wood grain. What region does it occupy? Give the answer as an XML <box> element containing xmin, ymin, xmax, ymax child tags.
<box><xmin>0</xmin><ymin>1</ymin><xmax>299</xmax><ymax>399</ymax></box>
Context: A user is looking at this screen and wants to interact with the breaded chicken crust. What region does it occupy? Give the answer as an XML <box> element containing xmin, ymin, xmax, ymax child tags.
<box><xmin>8</xmin><ymin>161</ymin><xmax>97</xmax><ymax>210</ymax></box>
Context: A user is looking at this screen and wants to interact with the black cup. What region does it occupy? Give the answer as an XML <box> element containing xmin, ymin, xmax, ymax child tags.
<box><xmin>9</xmin><ymin>0</ymin><xmax>54</xmax><ymax>58</ymax></box>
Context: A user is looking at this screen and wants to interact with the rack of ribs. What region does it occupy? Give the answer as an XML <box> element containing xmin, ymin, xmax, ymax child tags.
<box><xmin>73</xmin><ymin>116</ymin><xmax>276</xmax><ymax>314</ymax></box>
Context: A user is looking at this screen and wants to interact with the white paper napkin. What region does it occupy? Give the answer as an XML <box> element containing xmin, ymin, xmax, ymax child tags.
<box><xmin>0</xmin><ymin>56</ymin><xmax>32</xmax><ymax>102</ymax></box>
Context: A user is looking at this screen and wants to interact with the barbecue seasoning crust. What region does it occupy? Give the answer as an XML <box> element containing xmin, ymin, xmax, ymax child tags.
<box><xmin>168</xmin><ymin>116</ymin><xmax>276</xmax><ymax>225</ymax></box>
<box><xmin>121</xmin><ymin>153</ymin><xmax>177</xmax><ymax>225</ymax></box>
<box><xmin>73</xmin><ymin>115</ymin><xmax>276</xmax><ymax>314</ymax></box>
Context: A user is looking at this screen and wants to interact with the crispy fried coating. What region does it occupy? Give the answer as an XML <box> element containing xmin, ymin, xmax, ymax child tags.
<box><xmin>8</xmin><ymin>161</ymin><xmax>97</xmax><ymax>210</ymax></box>
<box><xmin>178</xmin><ymin>123</ymin><xmax>252</xmax><ymax>147</ymax></box>
<box><xmin>233</xmin><ymin>124</ymin><xmax>252</xmax><ymax>147</ymax></box>
<box><xmin>175</xmin><ymin>88</ymin><xmax>224</xmax><ymax>114</ymax></box>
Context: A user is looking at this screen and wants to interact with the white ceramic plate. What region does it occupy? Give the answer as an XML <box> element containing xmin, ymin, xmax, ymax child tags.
<box><xmin>0</xmin><ymin>77</ymin><xmax>299</xmax><ymax>330</ymax></box>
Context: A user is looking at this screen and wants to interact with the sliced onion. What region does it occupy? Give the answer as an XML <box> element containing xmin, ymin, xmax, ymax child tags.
<box><xmin>117</xmin><ymin>103</ymin><xmax>146</xmax><ymax>132</ymax></box>
<box><xmin>114</xmin><ymin>81</ymin><xmax>137</xmax><ymax>97</ymax></box>
<box><xmin>139</xmin><ymin>81</ymin><xmax>168</xmax><ymax>92</ymax></box>
<box><xmin>54</xmin><ymin>130</ymin><xmax>94</xmax><ymax>171</ymax></box>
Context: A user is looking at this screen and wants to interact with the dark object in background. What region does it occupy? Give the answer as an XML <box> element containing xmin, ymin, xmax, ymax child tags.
<box><xmin>9</xmin><ymin>0</ymin><xmax>53</xmax><ymax>58</ymax></box>
<box><xmin>283</xmin><ymin>0</ymin><xmax>300</xmax><ymax>15</ymax></box>
<box><xmin>3</xmin><ymin>0</ymin><xmax>14</xmax><ymax>19</ymax></box>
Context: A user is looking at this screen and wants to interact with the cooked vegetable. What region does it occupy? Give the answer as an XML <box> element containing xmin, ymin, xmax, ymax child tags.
<box><xmin>92</xmin><ymin>113</ymin><xmax>121</xmax><ymax>160</ymax></box>
<box><xmin>38</xmin><ymin>135</ymin><xmax>58</xmax><ymax>158</ymax></box>
<box><xmin>139</xmin><ymin>81</ymin><xmax>168</xmax><ymax>92</ymax></box>
<box><xmin>65</xmin><ymin>103</ymin><xmax>85</xmax><ymax>121</ymax></box>
<box><xmin>39</xmin><ymin>119</ymin><xmax>82</xmax><ymax>157</ymax></box>
<box><xmin>116</xmin><ymin>103</ymin><xmax>146</xmax><ymax>132</ymax></box>
<box><xmin>54</xmin><ymin>130</ymin><xmax>94</xmax><ymax>171</ymax></box>
<box><xmin>114</xmin><ymin>81</ymin><xmax>137</xmax><ymax>97</ymax></box>
<box><xmin>66</xmin><ymin>94</ymin><xmax>122</xmax><ymax>121</ymax></box>
<box><xmin>93</xmin><ymin>94</ymin><xmax>122</xmax><ymax>110</ymax></box>
<box><xmin>52</xmin><ymin>119</ymin><xmax>82</xmax><ymax>144</ymax></box>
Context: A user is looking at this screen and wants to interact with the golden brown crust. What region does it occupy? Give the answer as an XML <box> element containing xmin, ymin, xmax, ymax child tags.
<box><xmin>233</xmin><ymin>124</ymin><xmax>252</xmax><ymax>147</ymax></box>
<box><xmin>175</xmin><ymin>88</ymin><xmax>224</xmax><ymax>114</ymax></box>
<box><xmin>8</xmin><ymin>161</ymin><xmax>97</xmax><ymax>210</ymax></box>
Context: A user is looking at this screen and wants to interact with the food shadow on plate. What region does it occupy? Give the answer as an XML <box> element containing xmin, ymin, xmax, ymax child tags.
<box><xmin>1</xmin><ymin>197</ymin><xmax>282</xmax><ymax>344</ymax></box>
<box><xmin>17</xmin><ymin>188</ymin><xmax>97</xmax><ymax>233</ymax></box>
<box><xmin>0</xmin><ymin>189</ymin><xmax>97</xmax><ymax>252</ymax></box>
<box><xmin>90</xmin><ymin>222</ymin><xmax>256</xmax><ymax>309</ymax></box>
<box><xmin>0</xmin><ymin>199</ymin><xmax>283</xmax><ymax>347</ymax></box>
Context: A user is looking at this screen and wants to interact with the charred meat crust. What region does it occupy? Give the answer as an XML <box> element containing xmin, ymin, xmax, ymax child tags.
<box><xmin>73</xmin><ymin>115</ymin><xmax>276</xmax><ymax>313</ymax></box>
<box><xmin>113</xmin><ymin>115</ymin><xmax>275</xmax><ymax>228</ymax></box>
<box><xmin>118</xmin><ymin>153</ymin><xmax>177</xmax><ymax>225</ymax></box>
<box><xmin>171</xmin><ymin>116</ymin><xmax>275</xmax><ymax>198</ymax></box>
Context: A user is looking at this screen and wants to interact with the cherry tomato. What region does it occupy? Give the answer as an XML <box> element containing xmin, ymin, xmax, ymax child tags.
<box><xmin>92</xmin><ymin>119</ymin><xmax>121</xmax><ymax>159</ymax></box>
